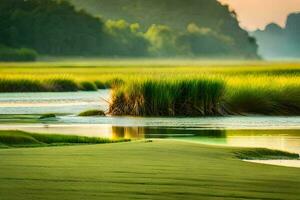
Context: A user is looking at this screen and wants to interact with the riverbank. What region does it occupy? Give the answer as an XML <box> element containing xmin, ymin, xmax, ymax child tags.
<box><xmin>1</xmin><ymin>61</ymin><xmax>299</xmax><ymax>116</ymax></box>
<box><xmin>0</xmin><ymin>140</ymin><xmax>299</xmax><ymax>199</ymax></box>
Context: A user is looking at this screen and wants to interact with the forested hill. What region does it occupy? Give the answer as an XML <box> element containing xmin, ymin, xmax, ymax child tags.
<box><xmin>70</xmin><ymin>0</ymin><xmax>235</xmax><ymax>31</ymax></box>
<box><xmin>253</xmin><ymin>13</ymin><xmax>300</xmax><ymax>59</ymax></box>
<box><xmin>69</xmin><ymin>0</ymin><xmax>258</xmax><ymax>58</ymax></box>
<box><xmin>0</xmin><ymin>0</ymin><xmax>258</xmax><ymax>60</ymax></box>
<box><xmin>0</xmin><ymin>0</ymin><xmax>105</xmax><ymax>56</ymax></box>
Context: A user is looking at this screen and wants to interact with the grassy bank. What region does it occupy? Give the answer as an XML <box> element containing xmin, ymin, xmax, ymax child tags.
<box><xmin>0</xmin><ymin>140</ymin><xmax>299</xmax><ymax>199</ymax></box>
<box><xmin>110</xmin><ymin>76</ymin><xmax>300</xmax><ymax>116</ymax></box>
<box><xmin>0</xmin><ymin>131</ymin><xmax>130</xmax><ymax>148</ymax></box>
<box><xmin>0</xmin><ymin>61</ymin><xmax>299</xmax><ymax>115</ymax></box>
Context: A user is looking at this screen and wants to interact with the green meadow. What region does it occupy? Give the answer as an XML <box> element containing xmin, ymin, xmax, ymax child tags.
<box><xmin>0</xmin><ymin>60</ymin><xmax>299</xmax><ymax>115</ymax></box>
<box><xmin>0</xmin><ymin>137</ymin><xmax>299</xmax><ymax>200</ymax></box>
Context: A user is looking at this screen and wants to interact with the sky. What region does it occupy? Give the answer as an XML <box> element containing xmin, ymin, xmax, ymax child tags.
<box><xmin>219</xmin><ymin>0</ymin><xmax>300</xmax><ymax>31</ymax></box>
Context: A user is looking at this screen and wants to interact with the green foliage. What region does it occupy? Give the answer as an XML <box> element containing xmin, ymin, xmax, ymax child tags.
<box><xmin>176</xmin><ymin>24</ymin><xmax>235</xmax><ymax>57</ymax></box>
<box><xmin>0</xmin><ymin>0</ymin><xmax>105</xmax><ymax>56</ymax></box>
<box><xmin>145</xmin><ymin>25</ymin><xmax>178</xmax><ymax>56</ymax></box>
<box><xmin>78</xmin><ymin>109</ymin><xmax>105</xmax><ymax>117</ymax></box>
<box><xmin>101</xmin><ymin>20</ymin><xmax>149</xmax><ymax>57</ymax></box>
<box><xmin>0</xmin><ymin>0</ymin><xmax>259</xmax><ymax>59</ymax></box>
<box><xmin>0</xmin><ymin>46</ymin><xmax>37</xmax><ymax>61</ymax></box>
<box><xmin>70</xmin><ymin>0</ymin><xmax>259</xmax><ymax>58</ymax></box>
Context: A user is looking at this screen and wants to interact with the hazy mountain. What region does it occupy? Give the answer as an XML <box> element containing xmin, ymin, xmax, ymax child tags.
<box><xmin>253</xmin><ymin>12</ymin><xmax>300</xmax><ymax>59</ymax></box>
<box><xmin>69</xmin><ymin>0</ymin><xmax>259</xmax><ymax>58</ymax></box>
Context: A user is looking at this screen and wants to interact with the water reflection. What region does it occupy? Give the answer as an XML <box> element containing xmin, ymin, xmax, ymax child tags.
<box><xmin>1</xmin><ymin>124</ymin><xmax>299</xmax><ymax>154</ymax></box>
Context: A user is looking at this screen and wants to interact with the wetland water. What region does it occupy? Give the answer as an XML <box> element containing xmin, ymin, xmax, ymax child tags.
<box><xmin>0</xmin><ymin>90</ymin><xmax>299</xmax><ymax>167</ymax></box>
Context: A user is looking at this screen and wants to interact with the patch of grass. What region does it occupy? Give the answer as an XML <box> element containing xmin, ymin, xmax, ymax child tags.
<box><xmin>45</xmin><ymin>78</ymin><xmax>79</xmax><ymax>92</ymax></box>
<box><xmin>234</xmin><ymin>148</ymin><xmax>300</xmax><ymax>160</ymax></box>
<box><xmin>225</xmin><ymin>77</ymin><xmax>300</xmax><ymax>115</ymax></box>
<box><xmin>0</xmin><ymin>140</ymin><xmax>300</xmax><ymax>199</ymax></box>
<box><xmin>110</xmin><ymin>78</ymin><xmax>225</xmax><ymax>116</ymax></box>
<box><xmin>94</xmin><ymin>80</ymin><xmax>107</xmax><ymax>89</ymax></box>
<box><xmin>78</xmin><ymin>109</ymin><xmax>105</xmax><ymax>117</ymax></box>
<box><xmin>0</xmin><ymin>78</ymin><xmax>79</xmax><ymax>92</ymax></box>
<box><xmin>39</xmin><ymin>113</ymin><xmax>56</xmax><ymax>119</ymax></box>
<box><xmin>79</xmin><ymin>81</ymin><xmax>98</xmax><ymax>91</ymax></box>
<box><xmin>0</xmin><ymin>79</ymin><xmax>44</xmax><ymax>92</ymax></box>
<box><xmin>0</xmin><ymin>131</ymin><xmax>130</xmax><ymax>148</ymax></box>
<box><xmin>105</xmin><ymin>78</ymin><xmax>125</xmax><ymax>88</ymax></box>
<box><xmin>0</xmin><ymin>61</ymin><xmax>299</xmax><ymax>115</ymax></box>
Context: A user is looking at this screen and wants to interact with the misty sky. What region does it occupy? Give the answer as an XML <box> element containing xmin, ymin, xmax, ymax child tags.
<box><xmin>219</xmin><ymin>0</ymin><xmax>300</xmax><ymax>31</ymax></box>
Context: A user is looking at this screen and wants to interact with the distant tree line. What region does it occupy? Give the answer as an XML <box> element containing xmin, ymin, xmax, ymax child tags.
<box><xmin>0</xmin><ymin>0</ymin><xmax>259</xmax><ymax>61</ymax></box>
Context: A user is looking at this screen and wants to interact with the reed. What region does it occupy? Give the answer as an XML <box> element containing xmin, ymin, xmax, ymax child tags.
<box><xmin>110</xmin><ymin>78</ymin><xmax>225</xmax><ymax>116</ymax></box>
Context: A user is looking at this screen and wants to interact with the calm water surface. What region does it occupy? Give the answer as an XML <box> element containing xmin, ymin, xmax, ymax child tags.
<box><xmin>0</xmin><ymin>90</ymin><xmax>110</xmax><ymax>114</ymax></box>
<box><xmin>0</xmin><ymin>91</ymin><xmax>299</xmax><ymax>167</ymax></box>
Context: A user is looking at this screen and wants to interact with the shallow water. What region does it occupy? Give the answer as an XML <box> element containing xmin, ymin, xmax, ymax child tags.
<box><xmin>0</xmin><ymin>90</ymin><xmax>110</xmax><ymax>114</ymax></box>
<box><xmin>0</xmin><ymin>124</ymin><xmax>299</xmax><ymax>153</ymax></box>
<box><xmin>0</xmin><ymin>90</ymin><xmax>300</xmax><ymax>167</ymax></box>
<box><xmin>245</xmin><ymin>160</ymin><xmax>300</xmax><ymax>168</ymax></box>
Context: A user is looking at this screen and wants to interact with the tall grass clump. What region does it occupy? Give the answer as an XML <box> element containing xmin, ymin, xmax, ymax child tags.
<box><xmin>109</xmin><ymin>78</ymin><xmax>225</xmax><ymax>116</ymax></box>
<box><xmin>45</xmin><ymin>78</ymin><xmax>79</xmax><ymax>92</ymax></box>
<box><xmin>0</xmin><ymin>78</ymin><xmax>79</xmax><ymax>92</ymax></box>
<box><xmin>79</xmin><ymin>81</ymin><xmax>98</xmax><ymax>91</ymax></box>
<box><xmin>225</xmin><ymin>76</ymin><xmax>300</xmax><ymax>115</ymax></box>
<box><xmin>94</xmin><ymin>81</ymin><xmax>107</xmax><ymax>89</ymax></box>
<box><xmin>0</xmin><ymin>79</ymin><xmax>44</xmax><ymax>92</ymax></box>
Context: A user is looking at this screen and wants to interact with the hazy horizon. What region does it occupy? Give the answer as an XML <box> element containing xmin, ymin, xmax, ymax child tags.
<box><xmin>219</xmin><ymin>0</ymin><xmax>300</xmax><ymax>31</ymax></box>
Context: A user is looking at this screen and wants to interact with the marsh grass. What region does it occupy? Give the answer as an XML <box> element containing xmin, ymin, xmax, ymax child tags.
<box><xmin>94</xmin><ymin>81</ymin><xmax>107</xmax><ymax>89</ymax></box>
<box><xmin>110</xmin><ymin>78</ymin><xmax>225</xmax><ymax>116</ymax></box>
<box><xmin>225</xmin><ymin>76</ymin><xmax>300</xmax><ymax>115</ymax></box>
<box><xmin>0</xmin><ymin>61</ymin><xmax>299</xmax><ymax>115</ymax></box>
<box><xmin>39</xmin><ymin>113</ymin><xmax>56</xmax><ymax>119</ymax></box>
<box><xmin>235</xmin><ymin>148</ymin><xmax>300</xmax><ymax>160</ymax></box>
<box><xmin>45</xmin><ymin>78</ymin><xmax>79</xmax><ymax>92</ymax></box>
<box><xmin>79</xmin><ymin>81</ymin><xmax>98</xmax><ymax>91</ymax></box>
<box><xmin>0</xmin><ymin>131</ymin><xmax>130</xmax><ymax>148</ymax></box>
<box><xmin>0</xmin><ymin>78</ymin><xmax>79</xmax><ymax>92</ymax></box>
<box><xmin>78</xmin><ymin>109</ymin><xmax>106</xmax><ymax>116</ymax></box>
<box><xmin>0</xmin><ymin>79</ymin><xmax>44</xmax><ymax>92</ymax></box>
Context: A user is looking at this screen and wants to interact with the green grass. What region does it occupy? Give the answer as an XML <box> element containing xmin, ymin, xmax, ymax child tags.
<box><xmin>0</xmin><ymin>140</ymin><xmax>299</xmax><ymax>199</ymax></box>
<box><xmin>0</xmin><ymin>78</ymin><xmax>79</xmax><ymax>92</ymax></box>
<box><xmin>0</xmin><ymin>60</ymin><xmax>299</xmax><ymax>115</ymax></box>
<box><xmin>39</xmin><ymin>113</ymin><xmax>56</xmax><ymax>119</ymax></box>
<box><xmin>0</xmin><ymin>131</ymin><xmax>130</xmax><ymax>148</ymax></box>
<box><xmin>79</xmin><ymin>81</ymin><xmax>98</xmax><ymax>91</ymax></box>
<box><xmin>110</xmin><ymin>79</ymin><xmax>225</xmax><ymax>116</ymax></box>
<box><xmin>78</xmin><ymin>109</ymin><xmax>106</xmax><ymax>116</ymax></box>
<box><xmin>234</xmin><ymin>148</ymin><xmax>299</xmax><ymax>160</ymax></box>
<box><xmin>110</xmin><ymin>77</ymin><xmax>300</xmax><ymax>116</ymax></box>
